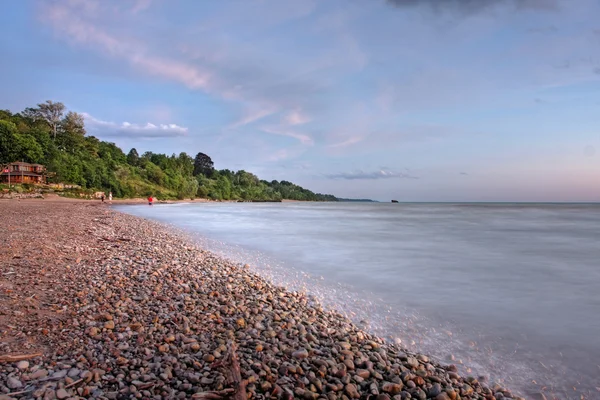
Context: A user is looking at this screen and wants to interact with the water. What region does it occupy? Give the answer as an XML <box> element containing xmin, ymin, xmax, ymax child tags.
<box><xmin>117</xmin><ymin>202</ymin><xmax>600</xmax><ymax>399</ymax></box>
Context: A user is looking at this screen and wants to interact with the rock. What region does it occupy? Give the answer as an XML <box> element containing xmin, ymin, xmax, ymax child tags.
<box><xmin>382</xmin><ymin>382</ymin><xmax>403</xmax><ymax>395</ymax></box>
<box><xmin>339</xmin><ymin>342</ymin><xmax>352</xmax><ymax>350</ymax></box>
<box><xmin>30</xmin><ymin>369</ymin><xmax>49</xmax><ymax>379</ymax></box>
<box><xmin>344</xmin><ymin>383</ymin><xmax>360</xmax><ymax>399</ymax></box>
<box><xmin>201</xmin><ymin>377</ymin><xmax>214</xmax><ymax>385</ymax></box>
<box><xmin>292</xmin><ymin>348</ymin><xmax>309</xmax><ymax>360</ymax></box>
<box><xmin>52</xmin><ymin>369</ymin><xmax>68</xmax><ymax>379</ymax></box>
<box><xmin>429</xmin><ymin>383</ymin><xmax>442</xmax><ymax>397</ymax></box>
<box><xmin>405</xmin><ymin>357</ymin><xmax>419</xmax><ymax>369</ymax></box>
<box><xmin>104</xmin><ymin>320</ymin><xmax>115</xmax><ymax>329</ymax></box>
<box><xmin>16</xmin><ymin>361</ymin><xmax>29</xmax><ymax>370</ymax></box>
<box><xmin>303</xmin><ymin>390</ymin><xmax>318</xmax><ymax>400</ymax></box>
<box><xmin>7</xmin><ymin>376</ymin><xmax>23</xmax><ymax>389</ymax></box>
<box><xmin>356</xmin><ymin>369</ymin><xmax>370</xmax><ymax>379</ymax></box>
<box><xmin>55</xmin><ymin>388</ymin><xmax>70</xmax><ymax>399</ymax></box>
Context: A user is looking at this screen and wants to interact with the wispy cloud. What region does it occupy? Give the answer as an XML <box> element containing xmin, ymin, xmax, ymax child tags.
<box><xmin>325</xmin><ymin>168</ymin><xmax>418</xmax><ymax>180</ymax></box>
<box><xmin>284</xmin><ymin>109</ymin><xmax>311</xmax><ymax>126</ymax></box>
<box><xmin>385</xmin><ymin>0</ymin><xmax>559</xmax><ymax>14</ymax></box>
<box><xmin>229</xmin><ymin>107</ymin><xmax>279</xmax><ymax>129</ymax></box>
<box><xmin>83</xmin><ymin>113</ymin><xmax>188</xmax><ymax>138</ymax></box>
<box><xmin>261</xmin><ymin>126</ymin><xmax>314</xmax><ymax>146</ymax></box>
<box><xmin>327</xmin><ymin>136</ymin><xmax>364</xmax><ymax>148</ymax></box>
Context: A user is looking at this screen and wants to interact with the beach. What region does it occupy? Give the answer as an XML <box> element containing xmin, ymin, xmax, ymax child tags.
<box><xmin>0</xmin><ymin>200</ymin><xmax>524</xmax><ymax>400</ymax></box>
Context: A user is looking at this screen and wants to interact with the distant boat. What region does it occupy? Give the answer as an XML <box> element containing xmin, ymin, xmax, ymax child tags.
<box><xmin>391</xmin><ymin>200</ymin><xmax>399</xmax><ymax>203</ymax></box>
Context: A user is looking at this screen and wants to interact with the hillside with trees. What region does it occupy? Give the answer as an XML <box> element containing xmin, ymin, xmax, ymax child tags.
<box><xmin>0</xmin><ymin>101</ymin><xmax>337</xmax><ymax>201</ymax></box>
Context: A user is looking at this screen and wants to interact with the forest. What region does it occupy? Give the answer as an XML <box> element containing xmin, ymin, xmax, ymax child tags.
<box><xmin>0</xmin><ymin>101</ymin><xmax>337</xmax><ymax>201</ymax></box>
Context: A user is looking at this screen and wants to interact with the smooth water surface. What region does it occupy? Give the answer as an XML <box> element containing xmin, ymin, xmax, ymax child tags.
<box><xmin>118</xmin><ymin>202</ymin><xmax>600</xmax><ymax>399</ymax></box>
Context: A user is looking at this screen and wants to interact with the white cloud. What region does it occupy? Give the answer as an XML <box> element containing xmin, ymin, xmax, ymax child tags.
<box><xmin>261</xmin><ymin>126</ymin><xmax>314</xmax><ymax>146</ymax></box>
<box><xmin>229</xmin><ymin>106</ymin><xmax>279</xmax><ymax>129</ymax></box>
<box><xmin>83</xmin><ymin>113</ymin><xmax>188</xmax><ymax>138</ymax></box>
<box><xmin>327</xmin><ymin>136</ymin><xmax>364</xmax><ymax>148</ymax></box>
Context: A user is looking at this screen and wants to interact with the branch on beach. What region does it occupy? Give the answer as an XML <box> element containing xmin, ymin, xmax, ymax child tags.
<box><xmin>195</xmin><ymin>341</ymin><xmax>247</xmax><ymax>400</ymax></box>
<box><xmin>191</xmin><ymin>389</ymin><xmax>236</xmax><ymax>399</ymax></box>
<box><xmin>0</xmin><ymin>353</ymin><xmax>43</xmax><ymax>363</ymax></box>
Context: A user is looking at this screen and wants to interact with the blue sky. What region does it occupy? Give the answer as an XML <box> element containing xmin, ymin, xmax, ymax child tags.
<box><xmin>1</xmin><ymin>0</ymin><xmax>599</xmax><ymax>201</ymax></box>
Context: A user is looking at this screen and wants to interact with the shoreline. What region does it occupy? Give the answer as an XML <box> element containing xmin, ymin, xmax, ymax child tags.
<box><xmin>0</xmin><ymin>202</ymin><xmax>524</xmax><ymax>400</ymax></box>
<box><xmin>0</xmin><ymin>196</ymin><xmax>305</xmax><ymax>205</ymax></box>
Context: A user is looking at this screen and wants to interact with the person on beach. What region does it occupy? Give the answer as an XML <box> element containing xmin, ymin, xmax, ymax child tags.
<box><xmin>148</xmin><ymin>195</ymin><xmax>153</xmax><ymax>206</ymax></box>
<box><xmin>101</xmin><ymin>194</ymin><xmax>105</xmax><ymax>203</ymax></box>
<box><xmin>108</xmin><ymin>191</ymin><xmax>112</xmax><ymax>202</ymax></box>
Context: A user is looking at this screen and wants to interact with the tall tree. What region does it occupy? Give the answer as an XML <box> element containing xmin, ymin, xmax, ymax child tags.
<box><xmin>127</xmin><ymin>148</ymin><xmax>140</xmax><ymax>166</ymax></box>
<box><xmin>193</xmin><ymin>152</ymin><xmax>214</xmax><ymax>176</ymax></box>
<box><xmin>61</xmin><ymin>111</ymin><xmax>86</xmax><ymax>136</ymax></box>
<box><xmin>36</xmin><ymin>100</ymin><xmax>65</xmax><ymax>140</ymax></box>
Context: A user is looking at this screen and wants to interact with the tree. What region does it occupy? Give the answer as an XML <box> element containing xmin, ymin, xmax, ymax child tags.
<box><xmin>35</xmin><ymin>101</ymin><xmax>65</xmax><ymax>140</ymax></box>
<box><xmin>127</xmin><ymin>148</ymin><xmax>140</xmax><ymax>166</ymax></box>
<box><xmin>61</xmin><ymin>111</ymin><xmax>86</xmax><ymax>136</ymax></box>
<box><xmin>193</xmin><ymin>152</ymin><xmax>214</xmax><ymax>176</ymax></box>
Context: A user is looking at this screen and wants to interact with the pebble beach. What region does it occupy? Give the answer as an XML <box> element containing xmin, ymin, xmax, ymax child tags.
<box><xmin>0</xmin><ymin>201</ymin><xmax>525</xmax><ymax>400</ymax></box>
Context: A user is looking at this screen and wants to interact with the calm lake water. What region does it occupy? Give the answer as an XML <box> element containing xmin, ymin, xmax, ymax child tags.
<box><xmin>117</xmin><ymin>202</ymin><xmax>600</xmax><ymax>399</ymax></box>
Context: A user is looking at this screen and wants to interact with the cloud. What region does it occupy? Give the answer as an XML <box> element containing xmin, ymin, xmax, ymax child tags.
<box><xmin>39</xmin><ymin>0</ymin><xmax>333</xmax><ymax>133</ymax></box>
<box><xmin>284</xmin><ymin>109</ymin><xmax>311</xmax><ymax>126</ymax></box>
<box><xmin>385</xmin><ymin>0</ymin><xmax>559</xmax><ymax>14</ymax></box>
<box><xmin>325</xmin><ymin>168</ymin><xmax>418</xmax><ymax>180</ymax></box>
<box><xmin>327</xmin><ymin>136</ymin><xmax>364</xmax><ymax>148</ymax></box>
<box><xmin>260</xmin><ymin>126</ymin><xmax>314</xmax><ymax>146</ymax></box>
<box><xmin>83</xmin><ymin>113</ymin><xmax>188</xmax><ymax>138</ymax></box>
<box><xmin>229</xmin><ymin>107</ymin><xmax>279</xmax><ymax>128</ymax></box>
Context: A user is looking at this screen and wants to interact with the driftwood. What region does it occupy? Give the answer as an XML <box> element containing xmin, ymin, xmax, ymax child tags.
<box><xmin>0</xmin><ymin>353</ymin><xmax>42</xmax><ymax>363</ymax></box>
<box><xmin>192</xmin><ymin>341</ymin><xmax>247</xmax><ymax>400</ymax></box>
<box><xmin>191</xmin><ymin>389</ymin><xmax>235</xmax><ymax>399</ymax></box>
<box><xmin>64</xmin><ymin>378</ymin><xmax>84</xmax><ymax>388</ymax></box>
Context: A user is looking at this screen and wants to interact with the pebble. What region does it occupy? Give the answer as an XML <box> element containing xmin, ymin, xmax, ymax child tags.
<box><xmin>7</xmin><ymin>376</ymin><xmax>23</xmax><ymax>389</ymax></box>
<box><xmin>16</xmin><ymin>361</ymin><xmax>29</xmax><ymax>370</ymax></box>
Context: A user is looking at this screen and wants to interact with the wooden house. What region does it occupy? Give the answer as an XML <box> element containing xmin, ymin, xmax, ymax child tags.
<box><xmin>1</xmin><ymin>162</ymin><xmax>47</xmax><ymax>184</ymax></box>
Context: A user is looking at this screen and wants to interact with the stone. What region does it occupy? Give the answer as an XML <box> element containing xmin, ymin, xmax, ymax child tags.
<box><xmin>405</xmin><ymin>357</ymin><xmax>419</xmax><ymax>369</ymax></box>
<box><xmin>30</xmin><ymin>369</ymin><xmax>49</xmax><ymax>379</ymax></box>
<box><xmin>55</xmin><ymin>388</ymin><xmax>70</xmax><ymax>399</ymax></box>
<box><xmin>292</xmin><ymin>348</ymin><xmax>309</xmax><ymax>360</ymax></box>
<box><xmin>52</xmin><ymin>369</ymin><xmax>68</xmax><ymax>379</ymax></box>
<box><xmin>7</xmin><ymin>376</ymin><xmax>23</xmax><ymax>389</ymax></box>
<box><xmin>429</xmin><ymin>383</ymin><xmax>442</xmax><ymax>397</ymax></box>
<box><xmin>16</xmin><ymin>361</ymin><xmax>29</xmax><ymax>370</ymax></box>
<box><xmin>344</xmin><ymin>383</ymin><xmax>360</xmax><ymax>399</ymax></box>
<box><xmin>382</xmin><ymin>382</ymin><xmax>403</xmax><ymax>395</ymax></box>
<box><xmin>104</xmin><ymin>320</ymin><xmax>115</xmax><ymax>329</ymax></box>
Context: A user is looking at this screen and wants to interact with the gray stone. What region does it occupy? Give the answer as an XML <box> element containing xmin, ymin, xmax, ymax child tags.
<box><xmin>7</xmin><ymin>376</ymin><xmax>23</xmax><ymax>389</ymax></box>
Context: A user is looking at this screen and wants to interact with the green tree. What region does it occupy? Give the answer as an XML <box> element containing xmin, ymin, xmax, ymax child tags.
<box><xmin>193</xmin><ymin>152</ymin><xmax>214</xmax><ymax>176</ymax></box>
<box><xmin>34</xmin><ymin>100</ymin><xmax>66</xmax><ymax>140</ymax></box>
<box><xmin>127</xmin><ymin>148</ymin><xmax>139</xmax><ymax>166</ymax></box>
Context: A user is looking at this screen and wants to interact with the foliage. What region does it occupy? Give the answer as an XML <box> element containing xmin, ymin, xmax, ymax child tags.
<box><xmin>0</xmin><ymin>102</ymin><xmax>338</xmax><ymax>201</ymax></box>
<box><xmin>193</xmin><ymin>152</ymin><xmax>214</xmax><ymax>177</ymax></box>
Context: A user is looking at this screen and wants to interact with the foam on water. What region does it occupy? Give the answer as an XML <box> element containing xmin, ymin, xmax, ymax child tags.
<box><xmin>117</xmin><ymin>202</ymin><xmax>600</xmax><ymax>400</ymax></box>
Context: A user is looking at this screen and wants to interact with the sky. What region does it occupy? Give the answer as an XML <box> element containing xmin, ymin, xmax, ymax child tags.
<box><xmin>0</xmin><ymin>0</ymin><xmax>599</xmax><ymax>202</ymax></box>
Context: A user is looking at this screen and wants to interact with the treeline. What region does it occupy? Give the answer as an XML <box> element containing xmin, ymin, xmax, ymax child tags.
<box><xmin>0</xmin><ymin>101</ymin><xmax>337</xmax><ymax>201</ymax></box>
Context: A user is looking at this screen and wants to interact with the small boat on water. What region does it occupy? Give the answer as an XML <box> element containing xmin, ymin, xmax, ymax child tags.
<box><xmin>391</xmin><ymin>200</ymin><xmax>399</xmax><ymax>203</ymax></box>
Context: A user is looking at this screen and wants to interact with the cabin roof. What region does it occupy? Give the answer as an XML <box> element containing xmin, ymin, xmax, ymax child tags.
<box><xmin>1</xmin><ymin>171</ymin><xmax>44</xmax><ymax>177</ymax></box>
